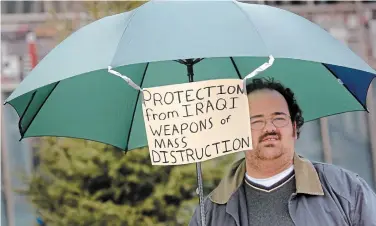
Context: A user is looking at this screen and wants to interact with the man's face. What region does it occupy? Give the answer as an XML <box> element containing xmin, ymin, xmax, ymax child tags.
<box><xmin>247</xmin><ymin>89</ymin><xmax>296</xmax><ymax>160</ymax></box>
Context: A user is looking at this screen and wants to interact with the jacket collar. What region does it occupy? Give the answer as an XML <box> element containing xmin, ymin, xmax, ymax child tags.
<box><xmin>210</xmin><ymin>153</ymin><xmax>324</xmax><ymax>204</ymax></box>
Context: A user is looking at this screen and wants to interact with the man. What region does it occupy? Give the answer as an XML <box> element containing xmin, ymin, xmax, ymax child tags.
<box><xmin>189</xmin><ymin>78</ymin><xmax>376</xmax><ymax>226</ymax></box>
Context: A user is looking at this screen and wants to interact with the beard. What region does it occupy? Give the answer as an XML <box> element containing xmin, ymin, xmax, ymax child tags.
<box><xmin>253</xmin><ymin>131</ymin><xmax>287</xmax><ymax>160</ymax></box>
<box><xmin>254</xmin><ymin>143</ymin><xmax>285</xmax><ymax>160</ymax></box>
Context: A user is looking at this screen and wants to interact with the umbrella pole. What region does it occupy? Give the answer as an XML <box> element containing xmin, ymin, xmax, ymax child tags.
<box><xmin>177</xmin><ymin>58</ymin><xmax>206</xmax><ymax>226</ymax></box>
<box><xmin>195</xmin><ymin>162</ymin><xmax>206</xmax><ymax>226</ymax></box>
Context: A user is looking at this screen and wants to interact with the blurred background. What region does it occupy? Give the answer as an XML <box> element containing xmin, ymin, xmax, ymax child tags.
<box><xmin>1</xmin><ymin>1</ymin><xmax>376</xmax><ymax>225</ymax></box>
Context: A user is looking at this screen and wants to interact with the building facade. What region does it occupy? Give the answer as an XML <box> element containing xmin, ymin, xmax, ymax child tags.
<box><xmin>1</xmin><ymin>2</ymin><xmax>87</xmax><ymax>226</ymax></box>
<box><xmin>280</xmin><ymin>2</ymin><xmax>376</xmax><ymax>190</ymax></box>
<box><xmin>1</xmin><ymin>1</ymin><xmax>376</xmax><ymax>226</ymax></box>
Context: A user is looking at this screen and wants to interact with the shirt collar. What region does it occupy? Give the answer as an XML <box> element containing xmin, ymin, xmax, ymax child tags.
<box><xmin>210</xmin><ymin>153</ymin><xmax>324</xmax><ymax>204</ymax></box>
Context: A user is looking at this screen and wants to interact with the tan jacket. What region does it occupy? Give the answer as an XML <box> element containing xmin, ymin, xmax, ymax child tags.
<box><xmin>189</xmin><ymin>153</ymin><xmax>376</xmax><ymax>226</ymax></box>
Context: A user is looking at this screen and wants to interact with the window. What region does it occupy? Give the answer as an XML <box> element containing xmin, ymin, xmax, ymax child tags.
<box><xmin>328</xmin><ymin>112</ymin><xmax>375</xmax><ymax>189</ymax></box>
<box><xmin>295</xmin><ymin>120</ymin><xmax>324</xmax><ymax>162</ymax></box>
<box><xmin>2</xmin><ymin>92</ymin><xmax>37</xmax><ymax>225</ymax></box>
<box><xmin>370</xmin><ymin>18</ymin><xmax>376</xmax><ymax>59</ymax></box>
<box><xmin>23</xmin><ymin>1</ymin><xmax>33</xmax><ymax>13</ymax></box>
<box><xmin>2</xmin><ymin>1</ymin><xmax>17</xmax><ymax>14</ymax></box>
<box><xmin>14</xmin><ymin>195</ymin><xmax>36</xmax><ymax>226</ymax></box>
<box><xmin>52</xmin><ymin>1</ymin><xmax>61</xmax><ymax>12</ymax></box>
<box><xmin>2</xmin><ymin>96</ymin><xmax>33</xmax><ymax>180</ymax></box>
<box><xmin>1</xmin><ymin>191</ymin><xmax>8</xmax><ymax>226</ymax></box>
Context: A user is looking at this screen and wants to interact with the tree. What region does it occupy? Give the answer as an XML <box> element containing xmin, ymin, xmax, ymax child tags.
<box><xmin>20</xmin><ymin>2</ymin><xmax>236</xmax><ymax>225</ymax></box>
<box><xmin>22</xmin><ymin>138</ymin><xmax>234</xmax><ymax>226</ymax></box>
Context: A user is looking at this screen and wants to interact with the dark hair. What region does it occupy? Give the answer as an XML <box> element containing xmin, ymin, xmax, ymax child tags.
<box><xmin>246</xmin><ymin>77</ymin><xmax>304</xmax><ymax>138</ymax></box>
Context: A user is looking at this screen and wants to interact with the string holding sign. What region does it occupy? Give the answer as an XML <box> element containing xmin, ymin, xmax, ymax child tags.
<box><xmin>242</xmin><ymin>55</ymin><xmax>275</xmax><ymax>91</ymax></box>
<box><xmin>108</xmin><ymin>66</ymin><xmax>146</xmax><ymax>104</ymax></box>
<box><xmin>108</xmin><ymin>55</ymin><xmax>275</xmax><ymax>94</ymax></box>
<box><xmin>108</xmin><ymin>66</ymin><xmax>143</xmax><ymax>91</ymax></box>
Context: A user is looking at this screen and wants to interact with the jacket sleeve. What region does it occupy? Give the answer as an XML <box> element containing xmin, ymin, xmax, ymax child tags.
<box><xmin>189</xmin><ymin>197</ymin><xmax>213</xmax><ymax>226</ymax></box>
<box><xmin>188</xmin><ymin>205</ymin><xmax>201</xmax><ymax>226</ymax></box>
<box><xmin>352</xmin><ymin>175</ymin><xmax>376</xmax><ymax>226</ymax></box>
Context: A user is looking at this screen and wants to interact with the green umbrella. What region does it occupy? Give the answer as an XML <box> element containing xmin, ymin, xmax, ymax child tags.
<box><xmin>4</xmin><ymin>1</ymin><xmax>376</xmax><ymax>225</ymax></box>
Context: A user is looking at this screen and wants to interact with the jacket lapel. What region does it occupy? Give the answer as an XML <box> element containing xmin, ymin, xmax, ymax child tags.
<box><xmin>226</xmin><ymin>184</ymin><xmax>249</xmax><ymax>226</ymax></box>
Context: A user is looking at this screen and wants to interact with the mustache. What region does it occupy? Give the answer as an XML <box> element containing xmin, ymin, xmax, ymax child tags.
<box><xmin>259</xmin><ymin>131</ymin><xmax>281</xmax><ymax>142</ymax></box>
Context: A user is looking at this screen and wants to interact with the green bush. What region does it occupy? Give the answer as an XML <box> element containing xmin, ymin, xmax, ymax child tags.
<box><xmin>20</xmin><ymin>137</ymin><xmax>234</xmax><ymax>226</ymax></box>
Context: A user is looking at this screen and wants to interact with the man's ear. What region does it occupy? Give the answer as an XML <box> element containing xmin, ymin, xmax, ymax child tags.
<box><xmin>293</xmin><ymin>121</ymin><xmax>298</xmax><ymax>139</ymax></box>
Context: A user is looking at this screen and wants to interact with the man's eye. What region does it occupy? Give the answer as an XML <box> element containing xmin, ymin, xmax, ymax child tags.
<box><xmin>251</xmin><ymin>120</ymin><xmax>263</xmax><ymax>124</ymax></box>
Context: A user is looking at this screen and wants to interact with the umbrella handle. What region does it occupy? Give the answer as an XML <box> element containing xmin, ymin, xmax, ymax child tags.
<box><xmin>196</xmin><ymin>162</ymin><xmax>206</xmax><ymax>226</ymax></box>
<box><xmin>175</xmin><ymin>58</ymin><xmax>207</xmax><ymax>226</ymax></box>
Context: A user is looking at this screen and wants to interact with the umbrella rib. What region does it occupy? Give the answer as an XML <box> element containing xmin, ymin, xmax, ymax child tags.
<box><xmin>174</xmin><ymin>59</ymin><xmax>186</xmax><ymax>64</ymax></box>
<box><xmin>19</xmin><ymin>82</ymin><xmax>60</xmax><ymax>141</ymax></box>
<box><xmin>18</xmin><ymin>91</ymin><xmax>37</xmax><ymax>138</ymax></box>
<box><xmin>109</xmin><ymin>10</ymin><xmax>138</xmax><ymax>66</ymax></box>
<box><xmin>193</xmin><ymin>58</ymin><xmax>204</xmax><ymax>64</ymax></box>
<box><xmin>322</xmin><ymin>64</ymin><xmax>369</xmax><ymax>112</ymax></box>
<box><xmin>230</xmin><ymin>57</ymin><xmax>242</xmax><ymax>79</ymax></box>
<box><xmin>232</xmin><ymin>1</ymin><xmax>270</xmax><ymax>54</ymax></box>
<box><xmin>124</xmin><ymin>63</ymin><xmax>149</xmax><ymax>152</ymax></box>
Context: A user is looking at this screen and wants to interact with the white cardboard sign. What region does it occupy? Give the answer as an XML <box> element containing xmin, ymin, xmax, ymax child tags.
<box><xmin>142</xmin><ymin>79</ymin><xmax>252</xmax><ymax>165</ymax></box>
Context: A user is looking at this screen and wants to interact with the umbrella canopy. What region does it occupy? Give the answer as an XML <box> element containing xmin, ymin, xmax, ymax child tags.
<box><xmin>4</xmin><ymin>0</ymin><xmax>376</xmax><ymax>151</ymax></box>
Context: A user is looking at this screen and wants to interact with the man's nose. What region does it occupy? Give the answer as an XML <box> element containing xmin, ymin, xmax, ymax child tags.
<box><xmin>263</xmin><ymin>120</ymin><xmax>277</xmax><ymax>131</ymax></box>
